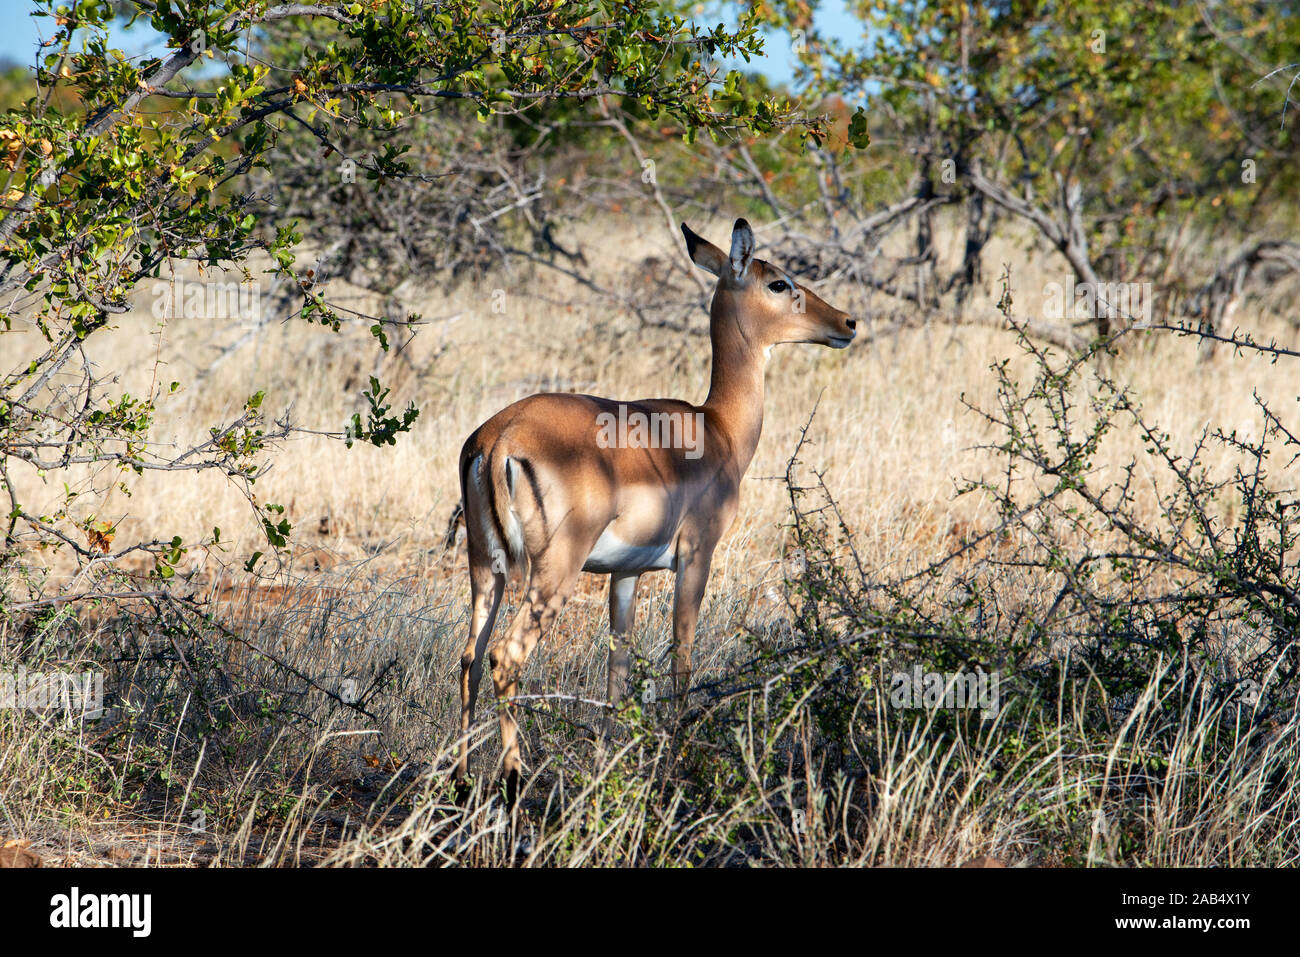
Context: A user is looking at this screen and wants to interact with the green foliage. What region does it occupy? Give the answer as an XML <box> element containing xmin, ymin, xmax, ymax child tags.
<box><xmin>345</xmin><ymin>375</ymin><xmax>419</xmax><ymax>448</ymax></box>
<box><xmin>0</xmin><ymin>1</ymin><xmax>800</xmax><ymax>606</ymax></box>
<box><xmin>754</xmin><ymin>0</ymin><xmax>1300</xmax><ymax>327</ymax></box>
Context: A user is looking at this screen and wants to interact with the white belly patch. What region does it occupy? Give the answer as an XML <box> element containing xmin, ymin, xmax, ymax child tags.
<box><xmin>582</xmin><ymin>528</ymin><xmax>675</xmax><ymax>573</ymax></box>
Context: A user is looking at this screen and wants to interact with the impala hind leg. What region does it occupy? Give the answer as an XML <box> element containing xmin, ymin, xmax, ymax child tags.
<box><xmin>489</xmin><ymin>562</ymin><xmax>581</xmax><ymax>807</ymax></box>
<box><xmin>457</xmin><ymin>559</ymin><xmax>504</xmax><ymax>787</ymax></box>
<box><xmin>603</xmin><ymin>571</ymin><xmax>640</xmax><ymax>738</ymax></box>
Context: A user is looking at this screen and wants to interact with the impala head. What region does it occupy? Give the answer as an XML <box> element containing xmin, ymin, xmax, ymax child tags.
<box><xmin>681</xmin><ymin>218</ymin><xmax>856</xmax><ymax>350</ymax></box>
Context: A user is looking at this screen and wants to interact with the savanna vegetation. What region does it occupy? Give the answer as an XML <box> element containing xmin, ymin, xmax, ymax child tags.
<box><xmin>1</xmin><ymin>0</ymin><xmax>1298</xmax><ymax>867</ymax></box>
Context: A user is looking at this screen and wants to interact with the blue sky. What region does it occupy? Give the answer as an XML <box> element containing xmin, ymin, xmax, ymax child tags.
<box><xmin>0</xmin><ymin>1</ymin><xmax>864</xmax><ymax>86</ymax></box>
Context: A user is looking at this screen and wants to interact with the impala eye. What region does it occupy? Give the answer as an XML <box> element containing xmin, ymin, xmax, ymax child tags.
<box><xmin>768</xmin><ymin>280</ymin><xmax>790</xmax><ymax>294</ymax></box>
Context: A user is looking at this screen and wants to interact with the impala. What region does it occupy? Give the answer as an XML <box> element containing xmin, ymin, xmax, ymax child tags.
<box><xmin>455</xmin><ymin>218</ymin><xmax>856</xmax><ymax>801</ymax></box>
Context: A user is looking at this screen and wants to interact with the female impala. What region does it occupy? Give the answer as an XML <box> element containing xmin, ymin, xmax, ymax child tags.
<box><xmin>455</xmin><ymin>219</ymin><xmax>855</xmax><ymax>800</ymax></box>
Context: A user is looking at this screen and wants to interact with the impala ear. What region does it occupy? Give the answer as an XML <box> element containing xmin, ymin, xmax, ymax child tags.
<box><xmin>681</xmin><ymin>222</ymin><xmax>728</xmax><ymax>277</ymax></box>
<box><xmin>729</xmin><ymin>218</ymin><xmax>755</xmax><ymax>279</ymax></box>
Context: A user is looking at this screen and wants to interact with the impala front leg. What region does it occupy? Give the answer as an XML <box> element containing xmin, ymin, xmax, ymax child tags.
<box><xmin>670</xmin><ymin>549</ymin><xmax>714</xmax><ymax>708</ymax></box>
<box><xmin>604</xmin><ymin>571</ymin><xmax>640</xmax><ymax>737</ymax></box>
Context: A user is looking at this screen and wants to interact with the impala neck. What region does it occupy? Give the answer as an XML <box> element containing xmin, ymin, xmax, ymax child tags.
<box><xmin>702</xmin><ymin>291</ymin><xmax>767</xmax><ymax>471</ymax></box>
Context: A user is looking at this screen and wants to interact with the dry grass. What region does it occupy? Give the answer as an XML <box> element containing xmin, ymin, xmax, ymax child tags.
<box><xmin>3</xmin><ymin>212</ymin><xmax>1298</xmax><ymax>866</ymax></box>
<box><xmin>9</xmin><ymin>214</ymin><xmax>1296</xmax><ymax>580</ymax></box>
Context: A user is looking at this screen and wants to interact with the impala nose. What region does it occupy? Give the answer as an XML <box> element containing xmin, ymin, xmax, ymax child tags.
<box><xmin>846</xmin><ymin>319</ymin><xmax>856</xmax><ymax>330</ymax></box>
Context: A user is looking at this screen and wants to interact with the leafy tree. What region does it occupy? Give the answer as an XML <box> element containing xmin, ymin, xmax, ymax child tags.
<box><xmin>0</xmin><ymin>0</ymin><xmax>803</xmax><ymax>608</ymax></box>
<box><xmin>762</xmin><ymin>0</ymin><xmax>1300</xmax><ymax>335</ymax></box>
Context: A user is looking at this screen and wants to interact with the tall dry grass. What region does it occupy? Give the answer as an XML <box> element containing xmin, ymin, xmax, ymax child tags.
<box><xmin>2</xmin><ymin>212</ymin><xmax>1297</xmax><ymax>866</ymax></box>
<box><xmin>8</xmin><ymin>214</ymin><xmax>1294</xmax><ymax>582</ymax></box>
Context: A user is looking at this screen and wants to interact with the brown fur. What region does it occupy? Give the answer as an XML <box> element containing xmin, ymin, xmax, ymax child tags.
<box><xmin>453</xmin><ymin>220</ymin><xmax>856</xmax><ymax>795</ymax></box>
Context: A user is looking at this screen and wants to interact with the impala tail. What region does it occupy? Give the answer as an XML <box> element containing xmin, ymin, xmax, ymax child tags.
<box><xmin>460</xmin><ymin>441</ymin><xmax>528</xmax><ymax>579</ymax></box>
